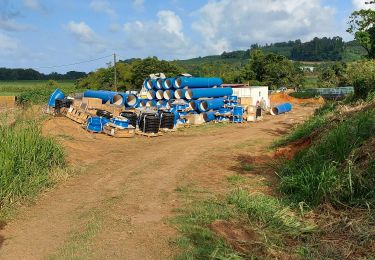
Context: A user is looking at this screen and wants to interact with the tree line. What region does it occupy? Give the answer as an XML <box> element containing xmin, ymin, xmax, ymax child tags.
<box><xmin>0</xmin><ymin>68</ymin><xmax>87</xmax><ymax>81</ymax></box>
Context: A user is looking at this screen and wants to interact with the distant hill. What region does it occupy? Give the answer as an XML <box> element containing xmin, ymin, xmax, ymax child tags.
<box><xmin>174</xmin><ymin>37</ymin><xmax>367</xmax><ymax>74</ymax></box>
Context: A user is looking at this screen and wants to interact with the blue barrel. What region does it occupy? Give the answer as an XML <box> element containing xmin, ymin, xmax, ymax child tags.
<box><xmin>174</xmin><ymin>77</ymin><xmax>223</xmax><ymax>89</ymax></box>
<box><xmin>185</xmin><ymin>88</ymin><xmax>233</xmax><ymax>100</ymax></box>
<box><xmin>271</xmin><ymin>103</ymin><xmax>292</xmax><ymax>115</ymax></box>
<box><xmin>48</xmin><ymin>89</ymin><xmax>65</xmax><ymax>107</ymax></box>
<box><xmin>111</xmin><ymin>117</ymin><xmax>129</xmax><ymax>128</ymax></box>
<box><xmin>199</xmin><ymin>98</ymin><xmax>225</xmax><ymax>112</ymax></box>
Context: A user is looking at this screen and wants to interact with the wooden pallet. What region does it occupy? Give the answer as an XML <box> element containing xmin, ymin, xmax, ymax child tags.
<box><xmin>103</xmin><ymin>125</ymin><xmax>135</xmax><ymax>138</ymax></box>
<box><xmin>160</xmin><ymin>128</ymin><xmax>177</xmax><ymax>133</ymax></box>
<box><xmin>65</xmin><ymin>107</ymin><xmax>90</xmax><ymax>124</ymax></box>
<box><xmin>135</xmin><ymin>130</ymin><xmax>163</xmax><ymax>138</ymax></box>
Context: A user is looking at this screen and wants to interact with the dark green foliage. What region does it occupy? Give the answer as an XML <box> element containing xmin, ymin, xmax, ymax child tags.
<box><xmin>240</xmin><ymin>49</ymin><xmax>303</xmax><ymax>89</ymax></box>
<box><xmin>347</xmin><ymin>3</ymin><xmax>375</xmax><ymax>59</ymax></box>
<box><xmin>0</xmin><ymin>68</ymin><xmax>86</xmax><ymax>81</ymax></box>
<box><xmin>291</xmin><ymin>37</ymin><xmax>345</xmax><ymax>61</ymax></box>
<box><xmin>317</xmin><ymin>62</ymin><xmax>349</xmax><ymax>88</ymax></box>
<box><xmin>76</xmin><ymin>57</ymin><xmax>182</xmax><ymax>91</ymax></box>
<box><xmin>289</xmin><ymin>90</ymin><xmax>319</xmax><ymax>99</ymax></box>
<box><xmin>0</xmin><ymin>120</ymin><xmax>65</xmax><ymax>208</ymax></box>
<box><xmin>347</xmin><ymin>60</ymin><xmax>375</xmax><ymax>99</ymax></box>
<box><xmin>279</xmin><ymin>109</ymin><xmax>375</xmax><ymax>207</ymax></box>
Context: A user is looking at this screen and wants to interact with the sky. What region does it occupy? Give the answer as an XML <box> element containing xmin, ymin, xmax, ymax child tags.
<box><xmin>0</xmin><ymin>0</ymin><xmax>373</xmax><ymax>73</ymax></box>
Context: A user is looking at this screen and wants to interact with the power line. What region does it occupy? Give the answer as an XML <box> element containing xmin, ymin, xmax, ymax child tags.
<box><xmin>33</xmin><ymin>54</ymin><xmax>113</xmax><ymax>70</ymax></box>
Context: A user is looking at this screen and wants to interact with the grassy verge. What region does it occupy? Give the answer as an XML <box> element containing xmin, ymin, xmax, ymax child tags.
<box><xmin>278</xmin><ymin>108</ymin><xmax>375</xmax><ymax>207</ymax></box>
<box><xmin>173</xmin><ymin>185</ymin><xmax>316</xmax><ymax>259</ymax></box>
<box><xmin>0</xmin><ymin>118</ymin><xmax>65</xmax><ymax>214</ymax></box>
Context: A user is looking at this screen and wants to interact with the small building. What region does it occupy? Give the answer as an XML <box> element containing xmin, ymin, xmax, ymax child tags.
<box><xmin>223</xmin><ymin>84</ymin><xmax>269</xmax><ymax>108</ymax></box>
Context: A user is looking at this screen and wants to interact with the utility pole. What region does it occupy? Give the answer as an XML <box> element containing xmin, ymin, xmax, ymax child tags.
<box><xmin>113</xmin><ymin>53</ymin><xmax>117</xmax><ymax>91</ymax></box>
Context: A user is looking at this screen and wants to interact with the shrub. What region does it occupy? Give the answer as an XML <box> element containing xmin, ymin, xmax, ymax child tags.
<box><xmin>347</xmin><ymin>60</ymin><xmax>375</xmax><ymax>99</ymax></box>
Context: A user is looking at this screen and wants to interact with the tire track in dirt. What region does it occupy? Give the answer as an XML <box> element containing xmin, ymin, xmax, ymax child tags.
<box><xmin>0</xmin><ymin>105</ymin><xmax>316</xmax><ymax>259</ymax></box>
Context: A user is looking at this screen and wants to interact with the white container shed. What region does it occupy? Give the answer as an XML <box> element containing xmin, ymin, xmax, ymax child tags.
<box><xmin>232</xmin><ymin>86</ymin><xmax>269</xmax><ymax>107</ymax></box>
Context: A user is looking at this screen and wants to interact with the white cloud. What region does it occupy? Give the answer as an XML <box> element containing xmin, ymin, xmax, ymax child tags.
<box><xmin>352</xmin><ymin>0</ymin><xmax>375</xmax><ymax>10</ymax></box>
<box><xmin>66</xmin><ymin>21</ymin><xmax>103</xmax><ymax>47</ymax></box>
<box><xmin>90</xmin><ymin>0</ymin><xmax>117</xmax><ymax>18</ymax></box>
<box><xmin>23</xmin><ymin>0</ymin><xmax>41</xmax><ymax>11</ymax></box>
<box><xmin>133</xmin><ymin>0</ymin><xmax>144</xmax><ymax>10</ymax></box>
<box><xmin>123</xmin><ymin>10</ymin><xmax>194</xmax><ymax>58</ymax></box>
<box><xmin>0</xmin><ymin>18</ymin><xmax>33</xmax><ymax>31</ymax></box>
<box><xmin>192</xmin><ymin>0</ymin><xmax>338</xmax><ymax>54</ymax></box>
<box><xmin>0</xmin><ymin>32</ymin><xmax>18</xmax><ymax>50</ymax></box>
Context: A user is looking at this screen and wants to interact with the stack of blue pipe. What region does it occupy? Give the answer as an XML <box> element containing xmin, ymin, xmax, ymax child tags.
<box><xmin>141</xmin><ymin>76</ymin><xmax>239</xmax><ymax>124</ymax></box>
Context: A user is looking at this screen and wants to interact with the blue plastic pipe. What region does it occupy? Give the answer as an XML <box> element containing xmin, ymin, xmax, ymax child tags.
<box><xmin>146</xmin><ymin>100</ymin><xmax>157</xmax><ymax>107</ymax></box>
<box><xmin>147</xmin><ymin>90</ymin><xmax>156</xmax><ymax>100</ymax></box>
<box><xmin>163</xmin><ymin>90</ymin><xmax>174</xmax><ymax>100</ymax></box>
<box><xmin>155</xmin><ymin>90</ymin><xmax>164</xmax><ymax>100</ymax></box>
<box><xmin>174</xmin><ymin>89</ymin><xmax>186</xmax><ymax>99</ymax></box>
<box><xmin>174</xmin><ymin>77</ymin><xmax>223</xmax><ymax>89</ymax></box>
<box><xmin>83</xmin><ymin>90</ymin><xmax>124</xmax><ymax>105</ymax></box>
<box><xmin>48</xmin><ymin>89</ymin><xmax>65</xmax><ymax>107</ymax></box>
<box><xmin>163</xmin><ymin>78</ymin><xmax>175</xmax><ymax>90</ymax></box>
<box><xmin>188</xmin><ymin>100</ymin><xmax>202</xmax><ymax>111</ymax></box>
<box><xmin>119</xmin><ymin>93</ymin><xmax>139</xmax><ymax>108</ymax></box>
<box><xmin>156</xmin><ymin>78</ymin><xmax>164</xmax><ymax>90</ymax></box>
<box><xmin>199</xmin><ymin>98</ymin><xmax>225</xmax><ymax>112</ymax></box>
<box><xmin>185</xmin><ymin>88</ymin><xmax>233</xmax><ymax>100</ymax></box>
<box><xmin>145</xmin><ymin>79</ymin><xmax>156</xmax><ymax>90</ymax></box>
<box><xmin>203</xmin><ymin>111</ymin><xmax>216</xmax><ymax>122</ymax></box>
<box><xmin>271</xmin><ymin>103</ymin><xmax>292</xmax><ymax>115</ymax></box>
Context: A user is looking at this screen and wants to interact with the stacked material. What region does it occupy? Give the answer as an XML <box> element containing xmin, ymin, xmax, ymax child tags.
<box><xmin>141</xmin><ymin>76</ymin><xmax>238</xmax><ymax>125</ymax></box>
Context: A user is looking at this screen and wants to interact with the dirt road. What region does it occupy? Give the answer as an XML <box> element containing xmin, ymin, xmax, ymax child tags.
<box><xmin>0</xmin><ymin>104</ymin><xmax>316</xmax><ymax>259</ymax></box>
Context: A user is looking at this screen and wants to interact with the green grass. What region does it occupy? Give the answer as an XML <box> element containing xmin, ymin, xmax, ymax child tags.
<box><xmin>0</xmin><ymin>80</ymin><xmax>78</xmax><ymax>104</ymax></box>
<box><xmin>174</xmin><ymin>188</ymin><xmax>316</xmax><ymax>259</ymax></box>
<box><xmin>0</xmin><ymin>118</ymin><xmax>65</xmax><ymax>210</ymax></box>
<box><xmin>278</xmin><ymin>108</ymin><xmax>375</xmax><ymax>207</ymax></box>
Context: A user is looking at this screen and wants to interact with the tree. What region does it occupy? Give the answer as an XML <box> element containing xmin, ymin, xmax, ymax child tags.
<box><xmin>347</xmin><ymin>60</ymin><xmax>375</xmax><ymax>98</ymax></box>
<box><xmin>240</xmin><ymin>50</ymin><xmax>302</xmax><ymax>89</ymax></box>
<box><xmin>318</xmin><ymin>62</ymin><xmax>349</xmax><ymax>88</ymax></box>
<box><xmin>347</xmin><ymin>1</ymin><xmax>375</xmax><ymax>58</ymax></box>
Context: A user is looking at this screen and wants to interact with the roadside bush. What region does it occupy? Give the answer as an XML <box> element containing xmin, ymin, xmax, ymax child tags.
<box><xmin>289</xmin><ymin>90</ymin><xmax>319</xmax><ymax>99</ymax></box>
<box><xmin>0</xmin><ymin>120</ymin><xmax>65</xmax><ymax>208</ymax></box>
<box><xmin>17</xmin><ymin>88</ymin><xmax>53</xmax><ymax>105</ymax></box>
<box><xmin>279</xmin><ymin>109</ymin><xmax>375</xmax><ymax>206</ymax></box>
<box><xmin>347</xmin><ymin>60</ymin><xmax>375</xmax><ymax>99</ymax></box>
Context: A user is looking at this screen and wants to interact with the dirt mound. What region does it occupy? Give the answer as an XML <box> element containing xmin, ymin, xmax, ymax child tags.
<box><xmin>274</xmin><ymin>138</ymin><xmax>312</xmax><ymax>160</ymax></box>
<box><xmin>210</xmin><ymin>220</ymin><xmax>264</xmax><ymax>255</ymax></box>
<box><xmin>270</xmin><ymin>93</ymin><xmax>325</xmax><ymax>105</ymax></box>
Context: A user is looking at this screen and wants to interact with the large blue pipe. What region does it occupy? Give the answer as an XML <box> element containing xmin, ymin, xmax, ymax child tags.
<box><xmin>83</xmin><ymin>90</ymin><xmax>124</xmax><ymax>105</ymax></box>
<box><xmin>155</xmin><ymin>78</ymin><xmax>164</xmax><ymax>90</ymax></box>
<box><xmin>199</xmin><ymin>98</ymin><xmax>225</xmax><ymax>112</ymax></box>
<box><xmin>144</xmin><ymin>79</ymin><xmax>157</xmax><ymax>90</ymax></box>
<box><xmin>271</xmin><ymin>103</ymin><xmax>293</xmax><ymax>115</ymax></box>
<box><xmin>163</xmin><ymin>78</ymin><xmax>175</xmax><ymax>90</ymax></box>
<box><xmin>185</xmin><ymin>87</ymin><xmax>233</xmax><ymax>100</ymax></box>
<box><xmin>188</xmin><ymin>100</ymin><xmax>202</xmax><ymax>111</ymax></box>
<box><xmin>48</xmin><ymin>89</ymin><xmax>65</xmax><ymax>107</ymax></box>
<box><xmin>163</xmin><ymin>90</ymin><xmax>174</xmax><ymax>100</ymax></box>
<box><xmin>203</xmin><ymin>111</ymin><xmax>216</xmax><ymax>122</ymax></box>
<box><xmin>119</xmin><ymin>93</ymin><xmax>139</xmax><ymax>108</ymax></box>
<box><xmin>174</xmin><ymin>89</ymin><xmax>186</xmax><ymax>99</ymax></box>
<box><xmin>174</xmin><ymin>77</ymin><xmax>223</xmax><ymax>89</ymax></box>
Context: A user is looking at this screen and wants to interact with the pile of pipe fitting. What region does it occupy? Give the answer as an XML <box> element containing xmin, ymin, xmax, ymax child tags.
<box><xmin>140</xmin><ymin>76</ymin><xmax>245</xmax><ymax>125</ymax></box>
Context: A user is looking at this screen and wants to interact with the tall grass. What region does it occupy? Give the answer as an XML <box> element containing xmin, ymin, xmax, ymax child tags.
<box><xmin>0</xmin><ymin>120</ymin><xmax>64</xmax><ymax>208</ymax></box>
<box><xmin>279</xmin><ymin>109</ymin><xmax>375</xmax><ymax>206</ymax></box>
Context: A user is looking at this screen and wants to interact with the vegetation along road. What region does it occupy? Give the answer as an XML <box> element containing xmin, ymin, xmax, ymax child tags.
<box><xmin>0</xmin><ymin>104</ymin><xmax>316</xmax><ymax>259</ymax></box>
